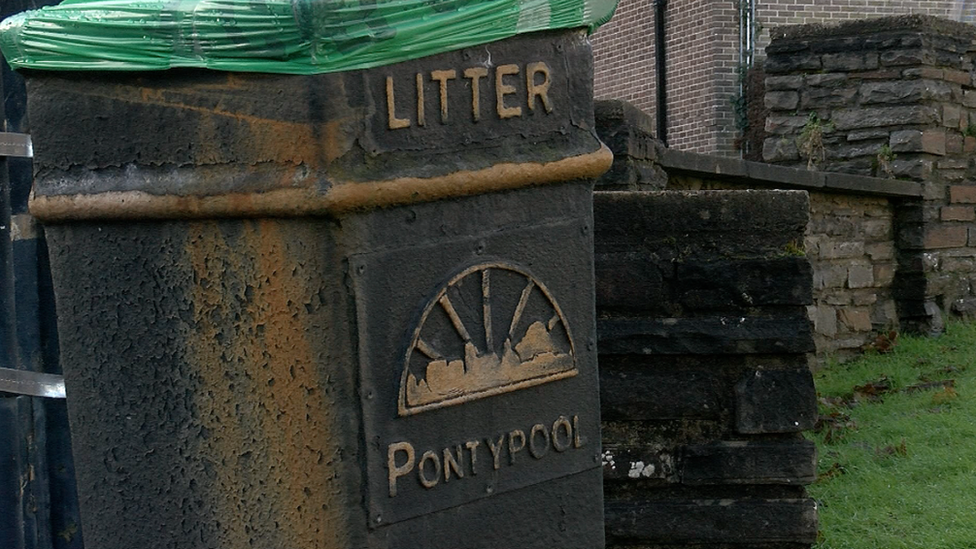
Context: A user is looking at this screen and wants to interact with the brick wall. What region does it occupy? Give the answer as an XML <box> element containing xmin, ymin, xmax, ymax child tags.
<box><xmin>669</xmin><ymin>0</ymin><xmax>741</xmax><ymax>156</ymax></box>
<box><xmin>591</xmin><ymin>0</ymin><xmax>742</xmax><ymax>156</ymax></box>
<box><xmin>591</xmin><ymin>0</ymin><xmax>657</xmax><ymax>117</ymax></box>
<box><xmin>591</xmin><ymin>0</ymin><xmax>972</xmax><ymax>156</ymax></box>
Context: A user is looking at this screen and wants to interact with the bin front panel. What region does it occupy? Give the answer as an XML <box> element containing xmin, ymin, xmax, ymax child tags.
<box><xmin>348</xmin><ymin>184</ymin><xmax>600</xmax><ymax>529</ymax></box>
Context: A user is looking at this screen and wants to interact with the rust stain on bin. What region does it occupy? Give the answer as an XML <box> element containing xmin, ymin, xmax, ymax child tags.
<box><xmin>108</xmin><ymin>80</ymin><xmax>352</xmax><ymax>168</ymax></box>
<box><xmin>185</xmin><ymin>221</ymin><xmax>352</xmax><ymax>547</ymax></box>
<box><xmin>29</xmin><ymin>146</ymin><xmax>612</xmax><ymax>221</ymax></box>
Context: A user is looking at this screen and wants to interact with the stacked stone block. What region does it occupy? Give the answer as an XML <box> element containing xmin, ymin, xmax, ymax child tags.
<box><xmin>806</xmin><ymin>194</ymin><xmax>898</xmax><ymax>354</ymax></box>
<box><xmin>754</xmin><ymin>1</ymin><xmax>959</xmax><ymax>63</ymax></box>
<box><xmin>763</xmin><ymin>15</ymin><xmax>976</xmax><ymax>332</ymax></box>
<box><xmin>594</xmin><ymin>100</ymin><xmax>668</xmax><ymax>190</ymax></box>
<box><xmin>666</xmin><ymin>181</ymin><xmax>903</xmax><ymax>356</ymax></box>
<box><xmin>595</xmin><ymin>191</ymin><xmax>818</xmax><ymax>548</ymax></box>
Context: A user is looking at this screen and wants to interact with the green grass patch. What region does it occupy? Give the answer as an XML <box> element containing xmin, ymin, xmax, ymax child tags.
<box><xmin>810</xmin><ymin>322</ymin><xmax>976</xmax><ymax>549</ymax></box>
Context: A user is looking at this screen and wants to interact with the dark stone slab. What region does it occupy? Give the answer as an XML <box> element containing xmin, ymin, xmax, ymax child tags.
<box><xmin>674</xmin><ymin>257</ymin><xmax>813</xmax><ymax>309</ymax></box>
<box><xmin>859</xmin><ymin>80</ymin><xmax>952</xmax><ymax>105</ymax></box>
<box><xmin>864</xmin><ymin>34</ymin><xmax>925</xmax><ymax>50</ymax></box>
<box><xmin>879</xmin><ymin>48</ymin><xmax>936</xmax><ymax>67</ymax></box>
<box><xmin>734</xmin><ymin>370</ymin><xmax>818</xmax><ymax>434</ymax></box>
<box><xmin>596</xmin><ymin>254</ymin><xmax>815</xmax><ymax>315</ymax></box>
<box><xmin>800</xmin><ymin>85</ymin><xmax>857</xmax><ymax>109</ymax></box>
<box><xmin>594</xmin><ymin>251</ymin><xmax>671</xmax><ymax>314</ymax></box>
<box><xmin>681</xmin><ymin>440</ymin><xmax>817</xmax><ymax>485</ymax></box>
<box><xmin>765</xmin><ymin>90</ymin><xmax>800</xmax><ymax>111</ymax></box>
<box><xmin>658</xmin><ymin>148</ymin><xmax>923</xmax><ymax>198</ymax></box>
<box><xmin>822</xmin><ymin>52</ymin><xmax>879</xmax><ymax>72</ymax></box>
<box><xmin>600</xmin><ymin>363</ymin><xmax>723</xmax><ymax>421</ymax></box>
<box><xmin>598</xmin><ymin>315</ymin><xmax>816</xmax><ymax>356</ymax></box>
<box><xmin>806</xmin><ymin>73</ymin><xmax>849</xmax><ymax>87</ymax></box>
<box><xmin>823</xmin><ymin>173</ymin><xmax>924</xmax><ymax>197</ymax></box>
<box><xmin>765</xmin><ymin>74</ymin><xmax>805</xmax><ymax>90</ymax></box>
<box><xmin>605</xmin><ymin>496</ymin><xmax>818</xmax><ymax>544</ymax></box>
<box><xmin>763</xmin><ymin>39</ymin><xmax>812</xmax><ymax>56</ymax></box>
<box><xmin>831</xmin><ymin>105</ymin><xmax>941</xmax><ymax>131</ymax></box>
<box><xmin>765</xmin><ymin>53</ymin><xmax>823</xmax><ymax>74</ymax></box>
<box><xmin>594</xmin><ymin>190</ymin><xmax>810</xmax><ymax>259</ymax></box>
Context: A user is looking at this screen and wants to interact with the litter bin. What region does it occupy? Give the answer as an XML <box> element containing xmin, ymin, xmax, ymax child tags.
<box><xmin>22</xmin><ymin>27</ymin><xmax>609</xmax><ymax>549</ymax></box>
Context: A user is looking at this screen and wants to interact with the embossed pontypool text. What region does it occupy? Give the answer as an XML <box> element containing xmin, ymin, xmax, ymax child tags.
<box><xmin>387</xmin><ymin>414</ymin><xmax>585</xmax><ymax>497</ymax></box>
<box><xmin>386</xmin><ymin>62</ymin><xmax>553</xmax><ymax>129</ymax></box>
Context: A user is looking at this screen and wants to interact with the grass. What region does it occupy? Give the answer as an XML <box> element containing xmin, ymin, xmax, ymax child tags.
<box><xmin>810</xmin><ymin>322</ymin><xmax>976</xmax><ymax>549</ymax></box>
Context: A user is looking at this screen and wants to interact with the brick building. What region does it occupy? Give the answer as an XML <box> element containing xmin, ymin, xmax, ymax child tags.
<box><xmin>591</xmin><ymin>0</ymin><xmax>976</xmax><ymax>156</ymax></box>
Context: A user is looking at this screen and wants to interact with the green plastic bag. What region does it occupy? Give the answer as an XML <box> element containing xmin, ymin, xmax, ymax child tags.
<box><xmin>0</xmin><ymin>0</ymin><xmax>616</xmax><ymax>74</ymax></box>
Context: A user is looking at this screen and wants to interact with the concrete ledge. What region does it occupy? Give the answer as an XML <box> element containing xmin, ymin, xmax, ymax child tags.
<box><xmin>661</xmin><ymin>148</ymin><xmax>924</xmax><ymax>198</ymax></box>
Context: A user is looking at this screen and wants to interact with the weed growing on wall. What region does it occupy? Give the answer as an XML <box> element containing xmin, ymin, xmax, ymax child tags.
<box><xmin>797</xmin><ymin>113</ymin><xmax>834</xmax><ymax>170</ymax></box>
<box><xmin>874</xmin><ymin>144</ymin><xmax>896</xmax><ymax>179</ymax></box>
<box><xmin>780</xmin><ymin>239</ymin><xmax>805</xmax><ymax>257</ymax></box>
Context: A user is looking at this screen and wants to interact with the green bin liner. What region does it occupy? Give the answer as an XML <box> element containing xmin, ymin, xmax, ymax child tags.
<box><xmin>0</xmin><ymin>0</ymin><xmax>616</xmax><ymax>73</ymax></box>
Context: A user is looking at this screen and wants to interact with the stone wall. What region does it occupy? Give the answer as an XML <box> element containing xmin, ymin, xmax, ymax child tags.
<box><xmin>594</xmin><ymin>101</ymin><xmax>668</xmax><ymax>191</ymax></box>
<box><xmin>678</xmin><ymin>185</ymin><xmax>903</xmax><ymax>357</ymax></box>
<box><xmin>598</xmin><ymin>99</ymin><xmax>923</xmax><ymax>357</ymax></box>
<box><xmin>669</xmin><ymin>182</ymin><xmax>900</xmax><ymax>357</ymax></box>
<box><xmin>595</xmin><ymin>190</ymin><xmax>818</xmax><ymax>548</ymax></box>
<box><xmin>763</xmin><ymin>15</ymin><xmax>976</xmax><ymax>333</ymax></box>
<box><xmin>806</xmin><ymin>194</ymin><xmax>899</xmax><ymax>353</ymax></box>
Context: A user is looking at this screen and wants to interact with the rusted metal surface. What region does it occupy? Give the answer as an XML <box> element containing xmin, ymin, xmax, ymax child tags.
<box><xmin>47</xmin><ymin>219</ymin><xmax>367</xmax><ymax>549</ymax></box>
<box><xmin>36</xmin><ymin>29</ymin><xmax>607</xmax><ymax>549</ymax></box>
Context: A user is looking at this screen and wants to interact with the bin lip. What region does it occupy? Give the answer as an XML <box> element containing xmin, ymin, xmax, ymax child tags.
<box><xmin>28</xmin><ymin>143</ymin><xmax>612</xmax><ymax>221</ymax></box>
